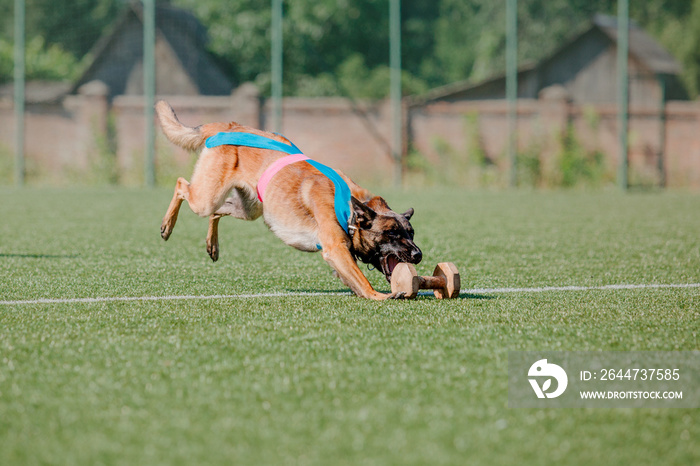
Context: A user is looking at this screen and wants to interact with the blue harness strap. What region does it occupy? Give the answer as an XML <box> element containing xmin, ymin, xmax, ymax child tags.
<box><xmin>205</xmin><ymin>131</ymin><xmax>353</xmax><ymax>235</ymax></box>
<box><xmin>305</xmin><ymin>159</ymin><xmax>352</xmax><ymax>235</ymax></box>
<box><xmin>205</xmin><ymin>131</ymin><xmax>303</xmax><ymax>154</ymax></box>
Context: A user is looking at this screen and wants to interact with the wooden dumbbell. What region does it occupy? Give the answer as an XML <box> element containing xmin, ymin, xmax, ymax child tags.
<box><xmin>391</xmin><ymin>262</ymin><xmax>461</xmax><ymax>299</ymax></box>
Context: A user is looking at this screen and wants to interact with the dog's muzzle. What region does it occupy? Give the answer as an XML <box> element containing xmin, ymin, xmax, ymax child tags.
<box><xmin>379</xmin><ymin>247</ymin><xmax>422</xmax><ymax>282</ymax></box>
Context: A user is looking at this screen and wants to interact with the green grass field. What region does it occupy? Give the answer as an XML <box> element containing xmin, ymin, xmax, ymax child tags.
<box><xmin>1</xmin><ymin>187</ymin><xmax>698</xmax><ymax>465</ymax></box>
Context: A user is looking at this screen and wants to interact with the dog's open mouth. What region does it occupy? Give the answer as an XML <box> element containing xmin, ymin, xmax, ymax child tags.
<box><xmin>380</xmin><ymin>254</ymin><xmax>401</xmax><ymax>282</ymax></box>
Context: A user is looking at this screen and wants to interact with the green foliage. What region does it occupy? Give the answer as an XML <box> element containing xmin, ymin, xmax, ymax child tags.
<box><xmin>0</xmin><ymin>143</ymin><xmax>13</xmax><ymax>185</ymax></box>
<box><xmin>429</xmin><ymin>0</ymin><xmax>504</xmax><ymax>84</ymax></box>
<box><xmin>335</xmin><ymin>53</ymin><xmax>427</xmax><ymax>99</ymax></box>
<box><xmin>427</xmin><ymin>0</ymin><xmax>613</xmax><ymax>85</ymax></box>
<box><xmin>90</xmin><ymin>111</ymin><xmax>119</xmax><ymax>185</ymax></box>
<box><xmin>171</xmin><ymin>0</ymin><xmax>433</xmax><ymax>98</ymax></box>
<box><xmin>556</xmin><ymin>124</ymin><xmax>610</xmax><ymax>188</ymax></box>
<box><xmin>404</xmin><ymin>138</ymin><xmax>458</xmax><ymax>187</ymax></box>
<box><xmin>408</xmin><ymin>113</ymin><xmax>505</xmax><ymax>188</ymax></box>
<box><xmin>516</xmin><ymin>142</ymin><xmax>543</xmax><ymax>188</ymax></box>
<box><xmin>0</xmin><ymin>40</ymin><xmax>10</xmax><ymax>83</ymax></box>
<box><xmin>0</xmin><ymin>36</ymin><xmax>80</xmax><ymax>83</ymax></box>
<box><xmin>463</xmin><ymin>111</ymin><xmax>489</xmax><ymax>167</ymax></box>
<box><xmin>0</xmin><ymin>0</ymin><xmax>120</xmax><ymax>57</ymax></box>
<box><xmin>0</xmin><ymin>0</ymin><xmax>698</xmax><ymax>98</ymax></box>
<box><xmin>681</xmin><ymin>0</ymin><xmax>700</xmax><ymax>97</ymax></box>
<box><xmin>171</xmin><ymin>0</ymin><xmax>271</xmax><ymax>88</ymax></box>
<box><xmin>172</xmin><ymin>0</ymin><xmax>700</xmax><ymax>98</ymax></box>
<box><xmin>408</xmin><ymin>114</ymin><xmax>618</xmax><ymax>189</ymax></box>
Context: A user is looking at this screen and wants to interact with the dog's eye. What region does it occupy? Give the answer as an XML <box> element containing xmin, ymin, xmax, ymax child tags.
<box><xmin>389</xmin><ymin>230</ymin><xmax>402</xmax><ymax>239</ymax></box>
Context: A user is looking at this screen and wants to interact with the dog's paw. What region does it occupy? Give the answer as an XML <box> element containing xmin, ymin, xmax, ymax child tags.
<box><xmin>387</xmin><ymin>291</ymin><xmax>407</xmax><ymax>300</ymax></box>
<box><xmin>207</xmin><ymin>242</ymin><xmax>219</xmax><ymax>262</ymax></box>
<box><xmin>160</xmin><ymin>223</ymin><xmax>173</xmax><ymax>241</ymax></box>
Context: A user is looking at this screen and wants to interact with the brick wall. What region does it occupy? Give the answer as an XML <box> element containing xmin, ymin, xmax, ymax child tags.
<box><xmin>1</xmin><ymin>82</ymin><xmax>699</xmax><ymax>188</ymax></box>
<box><xmin>409</xmin><ymin>90</ymin><xmax>700</xmax><ymax>188</ymax></box>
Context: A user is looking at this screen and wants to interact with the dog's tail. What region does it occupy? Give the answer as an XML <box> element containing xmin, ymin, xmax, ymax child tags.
<box><xmin>155</xmin><ymin>100</ymin><xmax>206</xmax><ymax>151</ymax></box>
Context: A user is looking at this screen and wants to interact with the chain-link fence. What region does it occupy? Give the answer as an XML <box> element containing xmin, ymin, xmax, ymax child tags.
<box><xmin>2</xmin><ymin>1</ymin><xmax>699</xmax><ymax>189</ymax></box>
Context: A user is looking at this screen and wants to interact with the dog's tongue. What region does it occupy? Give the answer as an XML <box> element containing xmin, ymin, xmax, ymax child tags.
<box><xmin>387</xmin><ymin>255</ymin><xmax>400</xmax><ymax>275</ymax></box>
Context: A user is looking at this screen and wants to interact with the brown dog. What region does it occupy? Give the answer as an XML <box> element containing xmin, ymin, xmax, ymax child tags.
<box><xmin>156</xmin><ymin>101</ymin><xmax>422</xmax><ymax>300</ymax></box>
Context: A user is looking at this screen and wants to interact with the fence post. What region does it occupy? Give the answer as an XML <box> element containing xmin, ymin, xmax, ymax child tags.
<box><xmin>390</xmin><ymin>0</ymin><xmax>402</xmax><ymax>187</ymax></box>
<box><xmin>506</xmin><ymin>0</ymin><xmax>518</xmax><ymax>187</ymax></box>
<box><xmin>617</xmin><ymin>0</ymin><xmax>629</xmax><ymax>191</ymax></box>
<box><xmin>271</xmin><ymin>0</ymin><xmax>283</xmax><ymax>133</ymax></box>
<box><xmin>143</xmin><ymin>0</ymin><xmax>156</xmax><ymax>187</ymax></box>
<box><xmin>657</xmin><ymin>74</ymin><xmax>667</xmax><ymax>188</ymax></box>
<box><xmin>13</xmin><ymin>0</ymin><xmax>25</xmax><ymax>186</ymax></box>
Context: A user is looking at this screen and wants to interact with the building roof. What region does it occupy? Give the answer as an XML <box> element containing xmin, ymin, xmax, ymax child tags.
<box><xmin>71</xmin><ymin>1</ymin><xmax>232</xmax><ymax>96</ymax></box>
<box><xmin>592</xmin><ymin>14</ymin><xmax>680</xmax><ymax>75</ymax></box>
<box><xmin>412</xmin><ymin>14</ymin><xmax>684</xmax><ymax>104</ymax></box>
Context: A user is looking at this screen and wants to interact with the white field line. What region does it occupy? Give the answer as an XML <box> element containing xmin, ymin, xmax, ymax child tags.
<box><xmin>0</xmin><ymin>282</ymin><xmax>699</xmax><ymax>306</ymax></box>
<box><xmin>464</xmin><ymin>283</ymin><xmax>700</xmax><ymax>294</ymax></box>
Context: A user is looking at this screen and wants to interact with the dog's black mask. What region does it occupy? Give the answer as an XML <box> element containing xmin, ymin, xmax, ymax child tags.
<box><xmin>349</xmin><ymin>197</ymin><xmax>422</xmax><ymax>282</ymax></box>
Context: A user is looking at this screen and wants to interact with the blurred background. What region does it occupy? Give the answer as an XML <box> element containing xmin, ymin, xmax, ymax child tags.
<box><xmin>1</xmin><ymin>0</ymin><xmax>699</xmax><ymax>189</ymax></box>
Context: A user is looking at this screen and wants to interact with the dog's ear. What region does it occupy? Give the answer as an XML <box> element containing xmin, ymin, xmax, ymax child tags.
<box><xmin>351</xmin><ymin>197</ymin><xmax>376</xmax><ymax>229</ymax></box>
<box><xmin>402</xmin><ymin>208</ymin><xmax>414</xmax><ymax>221</ymax></box>
<box><xmin>366</xmin><ymin>196</ymin><xmax>391</xmax><ymax>213</ymax></box>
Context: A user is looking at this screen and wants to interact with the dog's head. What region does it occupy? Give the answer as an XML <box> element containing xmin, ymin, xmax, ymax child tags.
<box><xmin>349</xmin><ymin>196</ymin><xmax>422</xmax><ymax>282</ymax></box>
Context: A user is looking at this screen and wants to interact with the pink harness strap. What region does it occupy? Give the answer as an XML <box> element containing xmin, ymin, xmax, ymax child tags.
<box><xmin>256</xmin><ymin>153</ymin><xmax>310</xmax><ymax>202</ymax></box>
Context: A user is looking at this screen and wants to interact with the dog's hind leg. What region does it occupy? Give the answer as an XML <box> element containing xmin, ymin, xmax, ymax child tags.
<box><xmin>205</xmin><ymin>187</ymin><xmax>263</xmax><ymax>261</ymax></box>
<box><xmin>162</xmin><ymin>170</ymin><xmax>229</xmax><ymax>241</ymax></box>
<box><xmin>163</xmin><ymin>148</ymin><xmax>242</xmax><ymax>243</ymax></box>
<box><xmin>206</xmin><ymin>215</ymin><xmax>221</xmax><ymax>261</ymax></box>
<box><xmin>161</xmin><ymin>177</ymin><xmax>190</xmax><ymax>240</ymax></box>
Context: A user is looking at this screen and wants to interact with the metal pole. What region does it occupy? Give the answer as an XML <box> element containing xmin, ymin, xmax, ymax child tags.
<box><xmin>144</xmin><ymin>0</ymin><xmax>156</xmax><ymax>187</ymax></box>
<box><xmin>617</xmin><ymin>0</ymin><xmax>629</xmax><ymax>191</ymax></box>
<box><xmin>13</xmin><ymin>0</ymin><xmax>25</xmax><ymax>186</ymax></box>
<box><xmin>506</xmin><ymin>0</ymin><xmax>517</xmax><ymax>187</ymax></box>
<box><xmin>657</xmin><ymin>74</ymin><xmax>667</xmax><ymax>188</ymax></box>
<box><xmin>271</xmin><ymin>0</ymin><xmax>283</xmax><ymax>133</ymax></box>
<box><xmin>390</xmin><ymin>0</ymin><xmax>402</xmax><ymax>187</ymax></box>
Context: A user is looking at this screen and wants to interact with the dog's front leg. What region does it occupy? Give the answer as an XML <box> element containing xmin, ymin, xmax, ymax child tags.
<box><xmin>317</xmin><ymin>226</ymin><xmax>402</xmax><ymax>300</ymax></box>
<box><xmin>309</xmin><ymin>199</ymin><xmax>399</xmax><ymax>300</ymax></box>
<box><xmin>322</xmin><ymin>243</ymin><xmax>389</xmax><ymax>300</ymax></box>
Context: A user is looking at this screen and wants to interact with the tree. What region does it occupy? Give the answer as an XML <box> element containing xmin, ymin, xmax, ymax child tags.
<box><xmin>683</xmin><ymin>0</ymin><xmax>700</xmax><ymax>97</ymax></box>
<box><xmin>0</xmin><ymin>36</ymin><xmax>80</xmax><ymax>83</ymax></box>
<box><xmin>172</xmin><ymin>0</ymin><xmax>436</xmax><ymax>98</ymax></box>
<box><xmin>0</xmin><ymin>0</ymin><xmax>121</xmax><ymax>83</ymax></box>
<box><xmin>0</xmin><ymin>0</ymin><xmax>121</xmax><ymax>56</ymax></box>
<box><xmin>0</xmin><ymin>0</ymin><xmax>696</xmax><ymax>99</ymax></box>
